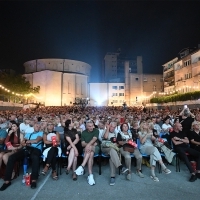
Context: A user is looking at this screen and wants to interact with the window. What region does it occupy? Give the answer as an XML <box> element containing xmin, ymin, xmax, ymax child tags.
<box><xmin>185</xmin><ymin>74</ymin><xmax>187</xmax><ymax>79</ymax></box>
<box><xmin>135</xmin><ymin>77</ymin><xmax>139</xmax><ymax>81</ymax></box>
<box><xmin>119</xmin><ymin>93</ymin><xmax>124</xmax><ymax>96</ymax></box>
<box><xmin>152</xmin><ymin>78</ymin><xmax>156</xmax><ymax>82</ymax></box>
<box><xmin>143</xmin><ymin>77</ymin><xmax>147</xmax><ymax>82</ymax></box>
<box><xmin>184</xmin><ymin>59</ymin><xmax>191</xmax><ymax>66</ymax></box>
<box><xmin>119</xmin><ymin>86</ymin><xmax>124</xmax><ymax>90</ymax></box>
<box><xmin>112</xmin><ymin>93</ymin><xmax>117</xmax><ymax>96</ymax></box>
<box><xmin>112</xmin><ymin>86</ymin><xmax>117</xmax><ymax>90</ymax></box>
<box><xmin>160</xmin><ymin>78</ymin><xmax>163</xmax><ymax>82</ymax></box>
<box><xmin>153</xmin><ymin>85</ymin><xmax>156</xmax><ymax>91</ymax></box>
<box><xmin>113</xmin><ymin>100</ymin><xmax>118</xmax><ymax>103</ymax></box>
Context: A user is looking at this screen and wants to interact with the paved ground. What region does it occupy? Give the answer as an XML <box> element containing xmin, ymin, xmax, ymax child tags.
<box><xmin>0</xmin><ymin>160</ymin><xmax>199</xmax><ymax>200</ymax></box>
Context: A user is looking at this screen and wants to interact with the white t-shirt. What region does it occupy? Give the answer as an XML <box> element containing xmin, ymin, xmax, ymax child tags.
<box><xmin>98</xmin><ymin>128</ymin><xmax>106</xmax><ymax>142</ymax></box>
<box><xmin>20</xmin><ymin>123</ymin><xmax>30</xmax><ymax>134</ymax></box>
<box><xmin>47</xmin><ymin>132</ymin><xmax>56</xmax><ymax>141</ymax></box>
<box><xmin>80</xmin><ymin>124</ymin><xmax>86</xmax><ymax>131</ymax></box>
<box><xmin>161</xmin><ymin>124</ymin><xmax>172</xmax><ymax>135</ymax></box>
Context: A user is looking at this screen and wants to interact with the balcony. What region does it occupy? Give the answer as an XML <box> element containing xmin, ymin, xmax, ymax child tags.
<box><xmin>164</xmin><ymin>81</ymin><xmax>174</xmax><ymax>87</ymax></box>
<box><xmin>163</xmin><ymin>67</ymin><xmax>173</xmax><ymax>72</ymax></box>
<box><xmin>164</xmin><ymin>73</ymin><xmax>174</xmax><ymax>81</ymax></box>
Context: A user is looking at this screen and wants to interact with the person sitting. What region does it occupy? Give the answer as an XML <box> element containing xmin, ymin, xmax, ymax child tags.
<box><xmin>42</xmin><ymin>121</ymin><xmax>61</xmax><ymax>180</ymax></box>
<box><xmin>74</xmin><ymin>121</ymin><xmax>99</xmax><ymax>186</ymax></box>
<box><xmin>138</xmin><ymin>121</ymin><xmax>171</xmax><ymax>182</ymax></box>
<box><xmin>117</xmin><ymin>123</ymin><xmax>144</xmax><ymax>180</ymax></box>
<box><xmin>179</xmin><ymin>107</ymin><xmax>194</xmax><ymax>138</ymax></box>
<box><xmin>98</xmin><ymin>120</ymin><xmax>106</xmax><ymax>142</ymax></box>
<box><xmin>0</xmin><ymin>123</ymin><xmax>43</xmax><ymax>190</ymax></box>
<box><xmin>64</xmin><ymin>121</ymin><xmax>82</xmax><ymax>180</ymax></box>
<box><xmin>0</xmin><ymin>129</ymin><xmax>7</xmax><ymax>151</ymax></box>
<box><xmin>101</xmin><ymin>122</ymin><xmax>128</xmax><ymax>186</ymax></box>
<box><xmin>171</xmin><ymin>122</ymin><xmax>200</xmax><ymax>182</ymax></box>
<box><xmin>190</xmin><ymin>121</ymin><xmax>200</xmax><ymax>152</ymax></box>
<box><xmin>0</xmin><ymin>122</ymin><xmax>23</xmax><ymax>179</ymax></box>
<box><xmin>161</xmin><ymin>116</ymin><xmax>172</xmax><ymax>144</ymax></box>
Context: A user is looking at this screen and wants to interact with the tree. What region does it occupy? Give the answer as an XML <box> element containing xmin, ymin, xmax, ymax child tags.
<box><xmin>0</xmin><ymin>72</ymin><xmax>40</xmax><ymax>102</ymax></box>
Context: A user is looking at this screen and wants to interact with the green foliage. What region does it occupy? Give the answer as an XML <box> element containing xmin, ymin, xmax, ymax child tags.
<box><xmin>0</xmin><ymin>73</ymin><xmax>40</xmax><ymax>95</ymax></box>
<box><xmin>150</xmin><ymin>91</ymin><xmax>200</xmax><ymax>103</ymax></box>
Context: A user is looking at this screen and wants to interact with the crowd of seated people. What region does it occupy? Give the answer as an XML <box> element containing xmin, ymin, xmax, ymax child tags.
<box><xmin>0</xmin><ymin>104</ymin><xmax>200</xmax><ymax>191</ymax></box>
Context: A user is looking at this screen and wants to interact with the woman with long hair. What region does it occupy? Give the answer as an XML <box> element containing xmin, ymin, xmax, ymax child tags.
<box><xmin>42</xmin><ymin>121</ymin><xmax>60</xmax><ymax>180</ymax></box>
<box><xmin>0</xmin><ymin>122</ymin><xmax>23</xmax><ymax>179</ymax></box>
<box><xmin>138</xmin><ymin>121</ymin><xmax>171</xmax><ymax>182</ymax></box>
<box><xmin>117</xmin><ymin>123</ymin><xmax>144</xmax><ymax>180</ymax></box>
<box><xmin>64</xmin><ymin>120</ymin><xmax>82</xmax><ymax>180</ymax></box>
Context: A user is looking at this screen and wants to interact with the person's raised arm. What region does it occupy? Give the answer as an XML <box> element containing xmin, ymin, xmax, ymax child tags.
<box><xmin>103</xmin><ymin>124</ymin><xmax>110</xmax><ymax>140</ymax></box>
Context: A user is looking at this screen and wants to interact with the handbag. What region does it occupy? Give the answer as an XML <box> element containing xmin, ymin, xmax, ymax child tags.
<box><xmin>123</xmin><ymin>143</ymin><xmax>135</xmax><ymax>153</ymax></box>
<box><xmin>101</xmin><ymin>141</ymin><xmax>119</xmax><ymax>152</ymax></box>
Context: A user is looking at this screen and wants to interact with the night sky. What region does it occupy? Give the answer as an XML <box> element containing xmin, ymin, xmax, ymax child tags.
<box><xmin>0</xmin><ymin>1</ymin><xmax>200</xmax><ymax>82</ymax></box>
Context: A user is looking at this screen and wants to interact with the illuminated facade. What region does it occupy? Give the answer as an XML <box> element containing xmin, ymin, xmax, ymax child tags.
<box><xmin>163</xmin><ymin>48</ymin><xmax>200</xmax><ymax>94</ymax></box>
<box><xmin>90</xmin><ymin>57</ymin><xmax>163</xmax><ymax>106</ymax></box>
<box><xmin>23</xmin><ymin>59</ymin><xmax>90</xmax><ymax>106</ymax></box>
<box><xmin>23</xmin><ymin>57</ymin><xmax>164</xmax><ymax>106</ymax></box>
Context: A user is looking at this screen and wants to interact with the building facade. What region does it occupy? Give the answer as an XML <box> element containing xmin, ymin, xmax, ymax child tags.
<box><xmin>23</xmin><ymin>56</ymin><xmax>164</xmax><ymax>107</ymax></box>
<box><xmin>23</xmin><ymin>59</ymin><xmax>91</xmax><ymax>106</ymax></box>
<box><xmin>163</xmin><ymin>48</ymin><xmax>200</xmax><ymax>94</ymax></box>
<box><xmin>89</xmin><ymin>56</ymin><xmax>163</xmax><ymax>107</ymax></box>
<box><xmin>103</xmin><ymin>51</ymin><xmax>138</xmax><ymax>82</ymax></box>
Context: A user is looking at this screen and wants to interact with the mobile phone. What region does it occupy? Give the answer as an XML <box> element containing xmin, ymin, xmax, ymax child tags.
<box><xmin>184</xmin><ymin>105</ymin><xmax>187</xmax><ymax>109</ymax></box>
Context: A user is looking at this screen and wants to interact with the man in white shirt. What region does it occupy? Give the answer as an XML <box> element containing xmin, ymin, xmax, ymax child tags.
<box><xmin>98</xmin><ymin>121</ymin><xmax>106</xmax><ymax>142</ymax></box>
<box><xmin>19</xmin><ymin>118</ymin><xmax>30</xmax><ymax>134</ymax></box>
<box><xmin>25</xmin><ymin>119</ymin><xmax>35</xmax><ymax>134</ymax></box>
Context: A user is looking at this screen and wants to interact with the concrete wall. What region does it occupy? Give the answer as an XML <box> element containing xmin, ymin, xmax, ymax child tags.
<box><xmin>24</xmin><ymin>58</ymin><xmax>91</xmax><ymax>77</ymax></box>
<box><xmin>0</xmin><ymin>101</ymin><xmax>23</xmax><ymax>111</ymax></box>
<box><xmin>89</xmin><ymin>83</ymin><xmax>108</xmax><ymax>106</ymax></box>
<box><xmin>146</xmin><ymin>99</ymin><xmax>200</xmax><ymax>111</ymax></box>
<box><xmin>24</xmin><ymin>70</ymin><xmax>88</xmax><ymax>106</ymax></box>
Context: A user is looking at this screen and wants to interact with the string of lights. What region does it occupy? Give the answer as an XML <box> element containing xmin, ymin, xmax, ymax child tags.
<box><xmin>0</xmin><ymin>84</ymin><xmax>24</xmax><ymax>96</ymax></box>
<box><xmin>0</xmin><ymin>83</ymin><xmax>42</xmax><ymax>100</ymax></box>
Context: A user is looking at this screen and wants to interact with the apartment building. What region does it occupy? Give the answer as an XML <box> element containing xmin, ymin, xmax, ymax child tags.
<box><xmin>163</xmin><ymin>47</ymin><xmax>200</xmax><ymax>94</ymax></box>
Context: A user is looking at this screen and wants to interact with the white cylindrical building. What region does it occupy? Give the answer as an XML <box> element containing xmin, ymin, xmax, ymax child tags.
<box><xmin>23</xmin><ymin>58</ymin><xmax>91</xmax><ymax>106</ymax></box>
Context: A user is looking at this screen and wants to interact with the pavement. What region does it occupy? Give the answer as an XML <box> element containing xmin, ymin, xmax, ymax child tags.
<box><xmin>0</xmin><ymin>159</ymin><xmax>199</xmax><ymax>200</ymax></box>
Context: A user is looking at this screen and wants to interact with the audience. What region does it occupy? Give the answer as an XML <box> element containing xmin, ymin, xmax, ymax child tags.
<box><xmin>0</xmin><ymin>104</ymin><xmax>200</xmax><ymax>190</ymax></box>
